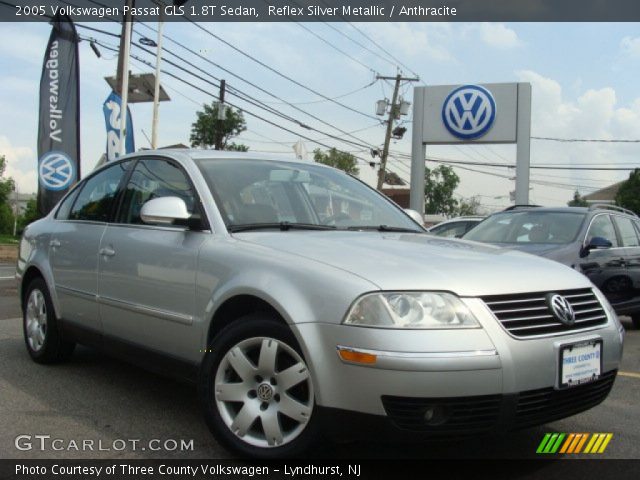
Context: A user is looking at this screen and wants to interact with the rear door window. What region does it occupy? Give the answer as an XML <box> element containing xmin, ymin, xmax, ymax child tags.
<box><xmin>613</xmin><ymin>216</ymin><xmax>640</xmax><ymax>247</ymax></box>
<box><xmin>68</xmin><ymin>161</ymin><xmax>131</xmax><ymax>222</ymax></box>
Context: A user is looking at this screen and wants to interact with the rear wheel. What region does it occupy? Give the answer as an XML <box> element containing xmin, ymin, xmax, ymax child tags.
<box><xmin>632</xmin><ymin>314</ymin><xmax>640</xmax><ymax>330</ymax></box>
<box><xmin>23</xmin><ymin>278</ymin><xmax>75</xmax><ymax>363</ymax></box>
<box><xmin>200</xmin><ymin>314</ymin><xmax>319</xmax><ymax>458</ymax></box>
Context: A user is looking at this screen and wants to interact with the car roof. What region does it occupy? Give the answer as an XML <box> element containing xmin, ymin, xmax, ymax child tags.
<box><xmin>91</xmin><ymin>149</ymin><xmax>334</xmax><ymax>177</ymax></box>
<box><xmin>491</xmin><ymin>205</ymin><xmax>638</xmax><ymax>218</ymax></box>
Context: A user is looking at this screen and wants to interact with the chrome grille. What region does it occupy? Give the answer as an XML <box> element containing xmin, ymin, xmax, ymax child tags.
<box><xmin>482</xmin><ymin>288</ymin><xmax>608</xmax><ymax>338</ymax></box>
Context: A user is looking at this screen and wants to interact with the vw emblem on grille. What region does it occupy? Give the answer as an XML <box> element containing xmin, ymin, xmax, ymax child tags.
<box><xmin>546</xmin><ymin>293</ymin><xmax>576</xmax><ymax>326</ymax></box>
<box><xmin>38</xmin><ymin>151</ymin><xmax>75</xmax><ymax>191</ymax></box>
<box><xmin>442</xmin><ymin>85</ymin><xmax>496</xmax><ymax>140</ymax></box>
<box><xmin>257</xmin><ymin>383</ymin><xmax>273</xmax><ymax>401</ymax></box>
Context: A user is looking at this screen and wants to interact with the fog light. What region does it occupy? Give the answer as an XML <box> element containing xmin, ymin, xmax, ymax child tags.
<box><xmin>423</xmin><ymin>405</ymin><xmax>448</xmax><ymax>426</ymax></box>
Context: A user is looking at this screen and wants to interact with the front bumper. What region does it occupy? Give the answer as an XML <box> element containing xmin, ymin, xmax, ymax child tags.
<box><xmin>318</xmin><ymin>370</ymin><xmax>617</xmax><ymax>439</ymax></box>
<box><xmin>293</xmin><ymin>296</ymin><xmax>623</xmax><ymax>433</ymax></box>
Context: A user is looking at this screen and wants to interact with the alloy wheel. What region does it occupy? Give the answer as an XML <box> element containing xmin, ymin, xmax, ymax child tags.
<box><xmin>214</xmin><ymin>337</ymin><xmax>314</xmax><ymax>448</ymax></box>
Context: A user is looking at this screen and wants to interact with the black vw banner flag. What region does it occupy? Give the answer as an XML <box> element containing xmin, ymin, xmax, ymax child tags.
<box><xmin>37</xmin><ymin>14</ymin><xmax>80</xmax><ymax>216</ymax></box>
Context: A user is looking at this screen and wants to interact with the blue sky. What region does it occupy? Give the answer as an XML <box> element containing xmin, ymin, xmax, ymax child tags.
<box><xmin>1</xmin><ymin>21</ymin><xmax>639</xmax><ymax>210</ymax></box>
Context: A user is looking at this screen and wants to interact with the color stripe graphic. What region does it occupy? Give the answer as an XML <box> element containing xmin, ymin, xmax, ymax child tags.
<box><xmin>537</xmin><ymin>433</ymin><xmax>613</xmax><ymax>454</ymax></box>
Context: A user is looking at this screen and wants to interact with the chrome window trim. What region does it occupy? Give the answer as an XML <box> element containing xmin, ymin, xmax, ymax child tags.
<box><xmin>582</xmin><ymin>212</ymin><xmax>625</xmax><ymax>250</ymax></box>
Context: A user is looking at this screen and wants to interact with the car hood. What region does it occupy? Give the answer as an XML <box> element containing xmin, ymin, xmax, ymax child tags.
<box><xmin>486</xmin><ymin>242</ymin><xmax>577</xmax><ymax>265</ymax></box>
<box><xmin>233</xmin><ymin>231</ymin><xmax>591</xmax><ymax>296</ymax></box>
<box><xmin>487</xmin><ymin>243</ymin><xmax>562</xmax><ymax>257</ymax></box>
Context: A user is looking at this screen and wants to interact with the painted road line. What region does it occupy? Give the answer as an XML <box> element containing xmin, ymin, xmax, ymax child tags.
<box><xmin>0</xmin><ymin>276</ymin><xmax>15</xmax><ymax>280</ymax></box>
<box><xmin>618</xmin><ymin>371</ymin><xmax>640</xmax><ymax>379</ymax></box>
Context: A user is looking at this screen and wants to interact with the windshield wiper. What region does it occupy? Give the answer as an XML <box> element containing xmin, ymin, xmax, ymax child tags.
<box><xmin>346</xmin><ymin>225</ymin><xmax>423</xmax><ymax>233</ymax></box>
<box><xmin>227</xmin><ymin>222</ymin><xmax>338</xmax><ymax>233</ymax></box>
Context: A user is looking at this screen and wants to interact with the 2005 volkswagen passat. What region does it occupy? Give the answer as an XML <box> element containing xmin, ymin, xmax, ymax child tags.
<box><xmin>17</xmin><ymin>151</ymin><xmax>624</xmax><ymax>457</ymax></box>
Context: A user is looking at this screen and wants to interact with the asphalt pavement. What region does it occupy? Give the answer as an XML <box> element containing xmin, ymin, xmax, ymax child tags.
<box><xmin>0</xmin><ymin>263</ymin><xmax>639</xmax><ymax>460</ymax></box>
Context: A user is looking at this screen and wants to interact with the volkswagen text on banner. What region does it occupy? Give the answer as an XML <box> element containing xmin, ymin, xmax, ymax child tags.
<box><xmin>37</xmin><ymin>14</ymin><xmax>80</xmax><ymax>216</ymax></box>
<box><xmin>103</xmin><ymin>91</ymin><xmax>135</xmax><ymax>162</ymax></box>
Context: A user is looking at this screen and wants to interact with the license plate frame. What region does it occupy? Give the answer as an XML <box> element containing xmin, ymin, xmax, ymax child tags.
<box><xmin>558</xmin><ymin>339</ymin><xmax>603</xmax><ymax>389</ymax></box>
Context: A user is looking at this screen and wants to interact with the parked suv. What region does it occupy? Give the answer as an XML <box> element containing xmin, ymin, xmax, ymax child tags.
<box><xmin>17</xmin><ymin>152</ymin><xmax>624</xmax><ymax>457</ymax></box>
<box><xmin>464</xmin><ymin>204</ymin><xmax>640</xmax><ymax>328</ymax></box>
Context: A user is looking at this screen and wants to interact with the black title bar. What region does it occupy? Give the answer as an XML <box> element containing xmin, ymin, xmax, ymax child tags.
<box><xmin>2</xmin><ymin>0</ymin><xmax>640</xmax><ymax>22</ymax></box>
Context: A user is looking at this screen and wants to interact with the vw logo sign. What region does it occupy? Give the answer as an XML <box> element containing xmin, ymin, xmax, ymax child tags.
<box><xmin>38</xmin><ymin>151</ymin><xmax>75</xmax><ymax>191</ymax></box>
<box><xmin>546</xmin><ymin>293</ymin><xmax>576</xmax><ymax>326</ymax></box>
<box><xmin>442</xmin><ymin>85</ymin><xmax>497</xmax><ymax>140</ymax></box>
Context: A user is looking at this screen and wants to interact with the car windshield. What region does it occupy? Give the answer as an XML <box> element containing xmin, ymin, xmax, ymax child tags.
<box><xmin>463</xmin><ymin>210</ymin><xmax>586</xmax><ymax>245</ymax></box>
<box><xmin>195</xmin><ymin>158</ymin><xmax>423</xmax><ymax>232</ymax></box>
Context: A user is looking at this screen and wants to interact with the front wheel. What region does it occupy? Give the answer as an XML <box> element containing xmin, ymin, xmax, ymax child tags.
<box><xmin>200</xmin><ymin>315</ymin><xmax>319</xmax><ymax>458</ymax></box>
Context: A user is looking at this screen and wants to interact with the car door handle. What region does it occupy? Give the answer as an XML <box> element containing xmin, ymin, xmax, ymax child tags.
<box><xmin>99</xmin><ymin>247</ymin><xmax>116</xmax><ymax>257</ymax></box>
<box><xmin>49</xmin><ymin>239</ymin><xmax>60</xmax><ymax>248</ymax></box>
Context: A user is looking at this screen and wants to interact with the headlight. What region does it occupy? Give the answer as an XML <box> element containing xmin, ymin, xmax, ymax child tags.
<box><xmin>343</xmin><ymin>292</ymin><xmax>481</xmax><ymax>329</ymax></box>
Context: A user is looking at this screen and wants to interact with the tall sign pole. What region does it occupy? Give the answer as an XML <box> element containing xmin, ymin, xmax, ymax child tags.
<box><xmin>116</xmin><ymin>0</ymin><xmax>134</xmax><ymax>156</ymax></box>
<box><xmin>151</xmin><ymin>4</ymin><xmax>164</xmax><ymax>149</ymax></box>
<box><xmin>515</xmin><ymin>83</ymin><xmax>532</xmax><ymax>204</ymax></box>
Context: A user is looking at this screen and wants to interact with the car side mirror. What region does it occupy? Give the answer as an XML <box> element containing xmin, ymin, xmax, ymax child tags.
<box><xmin>404</xmin><ymin>209</ymin><xmax>424</xmax><ymax>226</ymax></box>
<box><xmin>580</xmin><ymin>236</ymin><xmax>612</xmax><ymax>257</ymax></box>
<box><xmin>140</xmin><ymin>196</ymin><xmax>191</xmax><ymax>225</ymax></box>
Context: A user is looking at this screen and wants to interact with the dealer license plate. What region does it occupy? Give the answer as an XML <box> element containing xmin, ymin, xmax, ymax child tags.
<box><xmin>559</xmin><ymin>340</ymin><xmax>602</xmax><ymax>388</ymax></box>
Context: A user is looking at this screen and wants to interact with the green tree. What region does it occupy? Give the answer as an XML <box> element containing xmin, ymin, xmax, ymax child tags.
<box><xmin>313</xmin><ymin>148</ymin><xmax>359</xmax><ymax>175</ymax></box>
<box><xmin>615</xmin><ymin>169</ymin><xmax>640</xmax><ymax>215</ymax></box>
<box><xmin>457</xmin><ymin>196</ymin><xmax>481</xmax><ymax>216</ymax></box>
<box><xmin>424</xmin><ymin>165</ymin><xmax>460</xmax><ymax>216</ymax></box>
<box><xmin>568</xmin><ymin>190</ymin><xmax>589</xmax><ymax>207</ymax></box>
<box><xmin>17</xmin><ymin>198</ymin><xmax>41</xmax><ymax>233</ymax></box>
<box><xmin>189</xmin><ymin>103</ymin><xmax>248</xmax><ymax>151</ymax></box>
<box><xmin>0</xmin><ymin>155</ymin><xmax>16</xmax><ymax>235</ymax></box>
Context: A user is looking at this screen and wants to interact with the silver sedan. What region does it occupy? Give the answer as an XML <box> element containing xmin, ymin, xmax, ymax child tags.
<box><xmin>16</xmin><ymin>150</ymin><xmax>624</xmax><ymax>458</ymax></box>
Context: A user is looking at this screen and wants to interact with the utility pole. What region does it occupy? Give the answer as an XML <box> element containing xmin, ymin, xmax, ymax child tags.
<box><xmin>116</xmin><ymin>0</ymin><xmax>135</xmax><ymax>156</ymax></box>
<box><xmin>376</xmin><ymin>74</ymin><xmax>419</xmax><ymax>191</ymax></box>
<box><xmin>12</xmin><ymin>186</ymin><xmax>18</xmax><ymax>237</ymax></box>
<box><xmin>151</xmin><ymin>1</ymin><xmax>165</xmax><ymax>149</ymax></box>
<box><xmin>215</xmin><ymin>79</ymin><xmax>226</xmax><ymax>150</ymax></box>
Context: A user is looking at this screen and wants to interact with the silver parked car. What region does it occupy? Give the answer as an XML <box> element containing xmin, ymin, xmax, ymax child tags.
<box><xmin>427</xmin><ymin>216</ymin><xmax>485</xmax><ymax>238</ymax></box>
<box><xmin>17</xmin><ymin>151</ymin><xmax>624</xmax><ymax>458</ymax></box>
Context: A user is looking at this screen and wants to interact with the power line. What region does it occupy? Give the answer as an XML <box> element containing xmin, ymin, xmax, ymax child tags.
<box><xmin>132</xmin><ymin>22</ymin><xmax>381</xmax><ymax>150</ymax></box>
<box><xmin>80</xmin><ymin>26</ymin><xmax>380</xmax><ymax>152</ymax></box>
<box><xmin>391</xmin><ymin>152</ymin><xmax>639</xmax><ymax>171</ymax></box>
<box><xmin>321</xmin><ymin>22</ymin><xmax>400</xmax><ymax>70</ymax></box>
<box><xmin>532</xmin><ymin>136</ymin><xmax>640</xmax><ymax>143</ymax></box>
<box><xmin>183</xmin><ymin>20</ymin><xmax>380</xmax><ymax>121</ymax></box>
<box><xmin>293</xmin><ymin>21</ymin><xmax>378</xmax><ymax>74</ymax></box>
<box><xmin>89</xmin><ymin>38</ymin><xmax>381</xmax><ymax>170</ymax></box>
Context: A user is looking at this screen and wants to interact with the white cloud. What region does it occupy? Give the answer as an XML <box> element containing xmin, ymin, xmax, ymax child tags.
<box><xmin>356</xmin><ymin>22</ymin><xmax>456</xmax><ymax>64</ymax></box>
<box><xmin>479</xmin><ymin>23</ymin><xmax>522</xmax><ymax>49</ymax></box>
<box><xmin>620</xmin><ymin>36</ymin><xmax>640</xmax><ymax>58</ymax></box>
<box><xmin>0</xmin><ymin>136</ymin><xmax>37</xmax><ymax>193</ymax></box>
<box><xmin>516</xmin><ymin>70</ymin><xmax>639</xmax><ymax>192</ymax></box>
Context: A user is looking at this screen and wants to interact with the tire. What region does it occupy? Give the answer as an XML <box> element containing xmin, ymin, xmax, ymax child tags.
<box><xmin>200</xmin><ymin>314</ymin><xmax>319</xmax><ymax>458</ymax></box>
<box><xmin>632</xmin><ymin>314</ymin><xmax>640</xmax><ymax>330</ymax></box>
<box><xmin>22</xmin><ymin>277</ymin><xmax>75</xmax><ymax>364</ymax></box>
